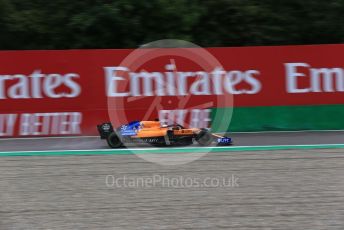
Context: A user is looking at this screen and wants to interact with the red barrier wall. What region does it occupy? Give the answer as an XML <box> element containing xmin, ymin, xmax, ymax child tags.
<box><xmin>1</xmin><ymin>45</ymin><xmax>344</xmax><ymax>137</ymax></box>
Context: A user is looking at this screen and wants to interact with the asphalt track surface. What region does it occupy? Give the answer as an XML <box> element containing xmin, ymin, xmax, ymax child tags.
<box><xmin>0</xmin><ymin>131</ymin><xmax>344</xmax><ymax>151</ymax></box>
<box><xmin>0</xmin><ymin>131</ymin><xmax>344</xmax><ymax>229</ymax></box>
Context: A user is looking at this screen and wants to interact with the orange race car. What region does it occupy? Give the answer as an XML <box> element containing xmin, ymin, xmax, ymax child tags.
<box><xmin>97</xmin><ymin>120</ymin><xmax>232</xmax><ymax>148</ymax></box>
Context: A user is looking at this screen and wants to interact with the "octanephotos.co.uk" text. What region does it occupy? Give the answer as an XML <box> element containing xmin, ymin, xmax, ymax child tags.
<box><xmin>105</xmin><ymin>174</ymin><xmax>239</xmax><ymax>188</ymax></box>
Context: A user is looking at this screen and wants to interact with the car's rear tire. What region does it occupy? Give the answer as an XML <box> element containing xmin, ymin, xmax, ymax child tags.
<box><xmin>106</xmin><ymin>132</ymin><xmax>123</xmax><ymax>148</ymax></box>
<box><xmin>196</xmin><ymin>129</ymin><xmax>213</xmax><ymax>146</ymax></box>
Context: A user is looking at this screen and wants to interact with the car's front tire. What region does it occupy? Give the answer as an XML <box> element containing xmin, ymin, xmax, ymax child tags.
<box><xmin>196</xmin><ymin>129</ymin><xmax>213</xmax><ymax>146</ymax></box>
<box><xmin>106</xmin><ymin>132</ymin><xmax>123</xmax><ymax>148</ymax></box>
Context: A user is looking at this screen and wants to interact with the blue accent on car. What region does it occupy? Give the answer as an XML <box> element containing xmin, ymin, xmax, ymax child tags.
<box><xmin>120</xmin><ymin>121</ymin><xmax>141</xmax><ymax>136</ymax></box>
<box><xmin>217</xmin><ymin>137</ymin><xmax>232</xmax><ymax>143</ymax></box>
<box><xmin>127</xmin><ymin>121</ymin><xmax>141</xmax><ymax>129</ymax></box>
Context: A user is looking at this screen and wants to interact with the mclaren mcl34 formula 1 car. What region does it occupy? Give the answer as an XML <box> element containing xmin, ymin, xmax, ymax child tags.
<box><xmin>97</xmin><ymin>120</ymin><xmax>232</xmax><ymax>148</ymax></box>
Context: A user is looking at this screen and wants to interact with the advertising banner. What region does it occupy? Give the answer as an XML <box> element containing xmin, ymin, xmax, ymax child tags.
<box><xmin>1</xmin><ymin>44</ymin><xmax>344</xmax><ymax>137</ymax></box>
